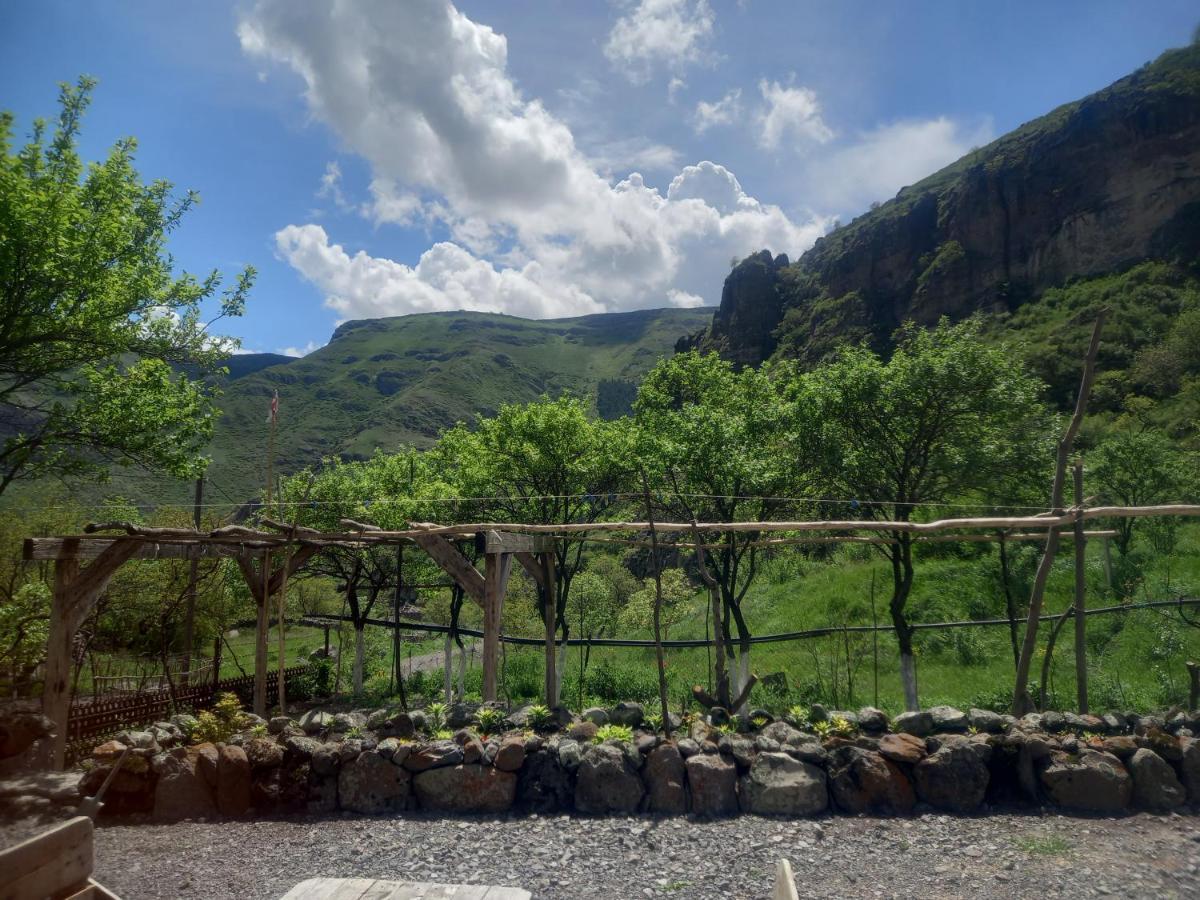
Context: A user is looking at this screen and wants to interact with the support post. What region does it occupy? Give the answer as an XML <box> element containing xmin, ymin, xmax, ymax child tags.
<box><xmin>181</xmin><ymin>475</ymin><xmax>203</xmax><ymax>685</ymax></box>
<box><xmin>41</xmin><ymin>559</ymin><xmax>79</xmax><ymax>770</ymax></box>
<box><xmin>1187</xmin><ymin>661</ymin><xmax>1199</xmax><ymax>711</ymax></box>
<box><xmin>1073</xmin><ymin>460</ymin><xmax>1088</xmax><ymax>713</ymax></box>
<box><xmin>542</xmin><ymin>550</ymin><xmax>557</xmax><ymax>708</ymax></box>
<box><xmin>482</xmin><ymin>552</ymin><xmax>512</xmax><ymax>703</ymax></box>
<box><xmin>254</xmin><ymin>551</ymin><xmax>271</xmax><ymax>717</ymax></box>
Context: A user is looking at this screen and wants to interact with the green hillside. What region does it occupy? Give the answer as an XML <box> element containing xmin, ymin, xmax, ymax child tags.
<box><xmin>200</xmin><ymin>306</ymin><xmax>713</xmax><ymax>503</ymax></box>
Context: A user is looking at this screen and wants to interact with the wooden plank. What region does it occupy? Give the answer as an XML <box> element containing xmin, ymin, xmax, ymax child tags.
<box><xmin>482</xmin><ymin>552</ymin><xmax>512</xmax><ymax>703</ymax></box>
<box><xmin>412</xmin><ymin>533</ymin><xmax>486</xmax><ymax>608</ymax></box>
<box><xmin>24</xmin><ymin>537</ymin><xmax>241</xmax><ymax>561</ymax></box>
<box><xmin>477</xmin><ymin>530</ymin><xmax>552</xmax><ymax>555</ymax></box>
<box><xmin>281</xmin><ymin>881</ymin><xmax>529</xmax><ymax>900</ymax></box>
<box><xmin>773</xmin><ymin>859</ymin><xmax>799</xmax><ymax>900</ymax></box>
<box><xmin>0</xmin><ymin>815</ymin><xmax>93</xmax><ymax>900</ymax></box>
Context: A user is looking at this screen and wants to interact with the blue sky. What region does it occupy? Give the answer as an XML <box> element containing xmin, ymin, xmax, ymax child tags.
<box><xmin>2</xmin><ymin>1</ymin><xmax>1195</xmax><ymax>356</ymax></box>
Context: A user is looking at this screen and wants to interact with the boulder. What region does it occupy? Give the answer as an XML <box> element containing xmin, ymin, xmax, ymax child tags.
<box><xmin>366</xmin><ymin>709</ymin><xmax>390</xmax><ymax>731</ymax></box>
<box><xmin>685</xmin><ymin>752</ymin><xmax>738</xmax><ymax>817</ymax></box>
<box><xmin>913</xmin><ymin>739</ymin><xmax>989</xmax><ymax>812</ymax></box>
<box><xmin>193</xmin><ymin>742</ymin><xmax>220</xmax><ymax>786</ymax></box>
<box><xmin>267</xmin><ymin>716</ymin><xmax>292</xmax><ymax>735</ymax></box>
<box><xmin>1040</xmin><ymin>749</ymin><xmax>1131</xmax><ymax>811</ymax></box>
<box><xmin>446</xmin><ymin>703</ymin><xmax>480</xmax><ymax>730</ymax></box>
<box><xmin>310</xmin><ymin>744</ymin><xmax>341</xmax><ymax>776</ymax></box>
<box><xmin>244</xmin><ymin>737</ymin><xmax>284</xmax><ymax>771</ymax></box>
<box><xmin>828</xmin><ymin>745</ymin><xmax>915</xmax><ymax>815</ymax></box>
<box><xmin>581</xmin><ymin>707</ymin><xmax>610</xmax><ymax>726</ymax></box>
<box><xmin>299</xmin><ymin>710</ymin><xmax>331</xmax><ymax>734</ymax></box>
<box><xmin>1128</xmin><ymin>748</ymin><xmax>1186</xmax><ymax>810</ymax></box>
<box><xmin>79</xmin><ymin>764</ymin><xmax>155</xmax><ymax>815</ymax></box>
<box><xmin>152</xmin><ymin>749</ymin><xmax>216</xmax><ymax>821</ymax></box>
<box><xmin>893</xmin><ymin>711</ymin><xmax>933</xmax><ymax>737</ymax></box>
<box><xmin>575</xmin><ymin>744</ymin><xmax>644</xmax><ymax>814</ymax></box>
<box><xmin>677</xmin><ymin>738</ymin><xmax>701</xmax><ymax>758</ymax></box>
<box><xmin>968</xmin><ymin>709</ymin><xmax>1005</xmax><ymax>734</ymax></box>
<box><xmin>516</xmin><ymin>748</ymin><xmax>573</xmax><ymax>813</ymax></box>
<box><xmin>787</xmin><ymin>742</ymin><xmax>829</xmax><ymax>766</ymax></box>
<box><xmin>557</xmin><ymin>739</ymin><xmax>583</xmax><ymax>772</ymax></box>
<box><xmin>414</xmin><ymin>764</ymin><xmax>516</xmax><ymax>813</ymax></box>
<box><xmin>452</xmin><ymin>730</ymin><xmax>485</xmax><ymax>765</ymax></box>
<box><xmin>1179</xmin><ymin>736</ymin><xmax>1200</xmax><ymax>802</ymax></box>
<box><xmin>1136</xmin><ymin>728</ymin><xmax>1183</xmax><ymax>762</ymax></box>
<box><xmin>857</xmin><ymin>707</ymin><xmax>889</xmax><ymax>734</ymax></box>
<box><xmin>568</xmin><ymin>721</ymin><xmax>599</xmax><ymax>743</ymax></box>
<box><xmin>609</xmin><ymin>702</ymin><xmax>645</xmax><ymax>728</ymax></box>
<box><xmin>402</xmin><ymin>740</ymin><xmax>464</xmax><ymax>772</ymax></box>
<box><xmin>741</xmin><ymin>752</ymin><xmax>827</xmax><ymax>817</ymax></box>
<box><xmin>878</xmin><ymin>732</ymin><xmax>927</xmax><ymax>766</ymax></box>
<box><xmin>494</xmin><ymin>736</ymin><xmax>526</xmax><ymax>773</ymax></box>
<box><xmin>1040</xmin><ymin>711</ymin><xmax>1066</xmax><ymax>733</ymax></box>
<box><xmin>379</xmin><ymin>712</ymin><xmax>415</xmax><ymax>740</ymax></box>
<box><xmin>338</xmin><ymin>750</ymin><xmax>412</xmax><ymax>813</ymax></box>
<box><xmin>718</xmin><ymin>734</ymin><xmax>755</xmax><ymax>770</ymax></box>
<box><xmin>216</xmin><ymin>744</ymin><xmax>251</xmax><ymax>816</ymax></box>
<box><xmin>1101</xmin><ymin>735</ymin><xmax>1139</xmax><ymax>760</ymax></box>
<box><xmin>760</xmin><ymin>721</ymin><xmax>804</xmax><ymax>747</ymax></box>
<box><xmin>927</xmin><ymin>706</ymin><xmax>968</xmax><ymax>733</ymax></box>
<box><xmin>643</xmin><ymin>743</ymin><xmax>687</xmax><ymax>814</ymax></box>
<box><xmin>282</xmin><ymin>735</ymin><xmax>322</xmax><ymax>763</ymax></box>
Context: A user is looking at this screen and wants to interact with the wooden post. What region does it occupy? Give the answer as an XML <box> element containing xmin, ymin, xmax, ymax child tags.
<box><xmin>542</xmin><ymin>551</ymin><xmax>557</xmax><ymax>708</ymax></box>
<box><xmin>1073</xmin><ymin>460</ymin><xmax>1088</xmax><ymax>713</ymax></box>
<box><xmin>1102</xmin><ymin>536</ymin><xmax>1113</xmax><ymax>592</ymax></box>
<box><xmin>255</xmin><ymin>551</ymin><xmax>271</xmax><ymax>717</ymax></box>
<box><xmin>482</xmin><ymin>552</ymin><xmax>512</xmax><ymax>703</ymax></box>
<box><xmin>181</xmin><ymin>475</ymin><xmax>203</xmax><ymax>685</ymax></box>
<box><xmin>1187</xmin><ymin>661</ymin><xmax>1199</xmax><ymax>711</ymax></box>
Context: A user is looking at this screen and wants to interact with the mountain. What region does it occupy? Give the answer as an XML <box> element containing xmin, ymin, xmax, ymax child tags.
<box><xmin>683</xmin><ymin>44</ymin><xmax>1200</xmax><ymax>372</ymax></box>
<box><xmin>191</xmin><ymin>306</ymin><xmax>713</xmax><ymax>502</ymax></box>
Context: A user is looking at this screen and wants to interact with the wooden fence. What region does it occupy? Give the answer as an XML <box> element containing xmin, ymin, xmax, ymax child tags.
<box><xmin>65</xmin><ymin>663</ymin><xmax>311</xmax><ymax>766</ymax></box>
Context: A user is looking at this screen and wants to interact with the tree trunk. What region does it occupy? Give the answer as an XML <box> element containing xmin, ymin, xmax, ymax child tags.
<box><xmin>443</xmin><ymin>634</ymin><xmax>453</xmax><ymax>704</ymax></box>
<box><xmin>999</xmin><ymin>535</ymin><xmax>1021</xmax><ymax>668</ymax></box>
<box><xmin>353</xmin><ymin>625</ymin><xmax>365</xmax><ymax>695</ymax></box>
<box><xmin>891</xmin><ymin>537</ymin><xmax>918</xmax><ymax>711</ymax></box>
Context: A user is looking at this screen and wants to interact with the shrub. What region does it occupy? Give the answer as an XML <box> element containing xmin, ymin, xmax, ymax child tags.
<box><xmin>191</xmin><ymin>692</ymin><xmax>248</xmax><ymax>744</ymax></box>
<box><xmin>424</xmin><ymin>702</ymin><xmax>447</xmax><ymax>733</ymax></box>
<box><xmin>525</xmin><ymin>704</ymin><xmax>555</xmax><ymax>732</ymax></box>
<box><xmin>593</xmin><ymin>723</ymin><xmax>633</xmax><ymax>744</ymax></box>
<box><xmin>474</xmin><ymin>706</ymin><xmax>507</xmax><ymax>736</ymax></box>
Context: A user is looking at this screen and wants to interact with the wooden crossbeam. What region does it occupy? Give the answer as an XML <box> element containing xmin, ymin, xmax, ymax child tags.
<box><xmin>24</xmin><ymin>537</ymin><xmax>243</xmax><ymax>561</ymax></box>
<box><xmin>412</xmin><ymin>533</ymin><xmax>486</xmax><ymax>608</ymax></box>
<box><xmin>475</xmin><ymin>529</ymin><xmax>553</xmax><ymax>555</ymax></box>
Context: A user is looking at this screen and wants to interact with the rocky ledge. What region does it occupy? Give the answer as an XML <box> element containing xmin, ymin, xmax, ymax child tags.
<box><xmin>75</xmin><ymin>703</ymin><xmax>1200</xmax><ymax>820</ymax></box>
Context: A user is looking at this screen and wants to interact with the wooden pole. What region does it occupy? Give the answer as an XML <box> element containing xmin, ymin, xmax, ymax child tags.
<box><xmin>1187</xmin><ymin>661</ymin><xmax>1200</xmax><ymax>711</ymax></box>
<box><xmin>542</xmin><ymin>550</ymin><xmax>557</xmax><ymax>708</ymax></box>
<box><xmin>641</xmin><ymin>472</ymin><xmax>672</xmax><ymax>739</ymax></box>
<box><xmin>1073</xmin><ymin>460</ymin><xmax>1088</xmax><ymax>713</ymax></box>
<box><xmin>254</xmin><ymin>552</ymin><xmax>270</xmax><ymax>717</ymax></box>
<box><xmin>482</xmin><ymin>552</ymin><xmax>512</xmax><ymax>703</ymax></box>
<box><xmin>181</xmin><ymin>475</ymin><xmax>203</xmax><ymax>686</ymax></box>
<box><xmin>41</xmin><ymin>559</ymin><xmax>79</xmax><ymax>770</ymax></box>
<box><xmin>1013</xmin><ymin>309</ymin><xmax>1106</xmax><ymax>715</ymax></box>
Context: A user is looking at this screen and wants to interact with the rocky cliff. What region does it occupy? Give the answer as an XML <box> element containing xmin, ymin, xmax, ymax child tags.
<box><xmin>688</xmin><ymin>44</ymin><xmax>1200</xmax><ymax>366</ymax></box>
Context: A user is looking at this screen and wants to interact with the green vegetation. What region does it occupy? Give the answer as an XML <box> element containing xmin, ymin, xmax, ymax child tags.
<box><xmin>1013</xmin><ymin>835</ymin><xmax>1072</xmax><ymax>857</ymax></box>
<box><xmin>0</xmin><ymin>77</ymin><xmax>252</xmax><ymax>498</ymax></box>
<box><xmin>593</xmin><ymin>723</ymin><xmax>633</xmax><ymax>744</ymax></box>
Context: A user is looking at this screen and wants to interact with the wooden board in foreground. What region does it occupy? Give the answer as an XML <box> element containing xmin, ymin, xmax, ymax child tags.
<box><xmin>279</xmin><ymin>878</ymin><xmax>530</xmax><ymax>900</ymax></box>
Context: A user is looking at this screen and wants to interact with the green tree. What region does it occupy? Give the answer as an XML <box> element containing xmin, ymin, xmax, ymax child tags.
<box><xmin>618</xmin><ymin>569</ymin><xmax>695</xmax><ymax>641</ymax></box>
<box><xmin>797</xmin><ymin>320</ymin><xmax>1051</xmax><ymax>709</ymax></box>
<box><xmin>1091</xmin><ymin>428</ymin><xmax>1190</xmax><ymax>556</ymax></box>
<box><xmin>434</xmin><ymin>396</ymin><xmax>633</xmax><ymax>704</ymax></box>
<box><xmin>0</xmin><ymin>78</ymin><xmax>253</xmax><ymax>496</ymax></box>
<box><xmin>635</xmin><ymin>351</ymin><xmax>809</xmax><ymax>709</ymax></box>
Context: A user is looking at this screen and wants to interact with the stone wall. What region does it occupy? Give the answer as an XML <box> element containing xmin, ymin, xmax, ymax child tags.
<box><xmin>80</xmin><ymin>704</ymin><xmax>1200</xmax><ymax>821</ymax></box>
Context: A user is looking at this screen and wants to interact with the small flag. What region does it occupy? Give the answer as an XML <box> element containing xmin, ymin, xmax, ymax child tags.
<box><xmin>268</xmin><ymin>389</ymin><xmax>279</xmax><ymax>425</ymax></box>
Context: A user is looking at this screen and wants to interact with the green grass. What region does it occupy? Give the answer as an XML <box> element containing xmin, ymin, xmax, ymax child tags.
<box><xmin>1013</xmin><ymin>835</ymin><xmax>1072</xmax><ymax>857</ymax></box>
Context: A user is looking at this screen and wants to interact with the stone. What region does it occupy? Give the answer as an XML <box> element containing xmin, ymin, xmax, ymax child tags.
<box><xmin>557</xmin><ymin>739</ymin><xmax>583</xmax><ymax>772</ymax></box>
<box><xmin>452</xmin><ymin>730</ymin><xmax>485</xmax><ymax>765</ymax></box>
<box><xmin>1101</xmin><ymin>713</ymin><xmax>1124</xmax><ymax>733</ymax></box>
<box><xmin>913</xmin><ymin>739</ymin><xmax>989</xmax><ymax>812</ymax></box>
<box><xmin>755</xmin><ymin>736</ymin><xmax>781</xmax><ymax>753</ymax></box>
<box><xmin>1128</xmin><ymin>748</ymin><xmax>1186</xmax><ymax>810</ymax></box>
<box><xmin>719</xmin><ymin>734</ymin><xmax>755</xmax><ymax>770</ymax></box>
<box><xmin>193</xmin><ymin>742</ymin><xmax>219</xmax><ymax>786</ymax></box>
<box><xmin>1041</xmin><ymin>711</ymin><xmax>1066</xmax><ymax>733</ymax></box>
<box><xmin>152</xmin><ymin>749</ymin><xmax>216</xmax><ymax>821</ymax></box>
<box><xmin>124</xmin><ymin>730</ymin><xmax>155</xmax><ymax>749</ymax></box>
<box><xmin>787</xmin><ymin>743</ymin><xmax>829</xmax><ymax>766</ymax></box>
<box><xmin>760</xmin><ymin>721</ymin><xmax>805</xmax><ymax>747</ymax></box>
<box><xmin>329</xmin><ymin>713</ymin><xmax>354</xmax><ymax>733</ymax></box>
<box><xmin>1101</xmin><ymin>735</ymin><xmax>1139</xmax><ymax>760</ymax></box>
<box><xmin>380</xmin><ymin>711</ymin><xmax>415</xmax><ymax>739</ymax></box>
<box><xmin>677</xmin><ymin>738</ymin><xmax>700</xmax><ymax>758</ymax></box>
<box><xmin>635</xmin><ymin>732</ymin><xmax>658</xmax><ymax>754</ymax></box>
<box><xmin>413</xmin><ymin>764</ymin><xmax>515</xmax><ymax>813</ymax></box>
<box><xmin>568</xmin><ymin>721</ymin><xmax>599</xmax><ymax>743</ymax></box>
<box><xmin>878</xmin><ymin>732</ymin><xmax>927</xmax><ymax>766</ymax></box>
<box><xmin>643</xmin><ymin>743</ymin><xmax>687</xmax><ymax>814</ymax></box>
<box><xmin>216</xmin><ymin>744</ymin><xmax>251</xmax><ymax>816</ymax></box>
<box><xmin>311</xmin><ymin>744</ymin><xmax>341</xmax><ymax>776</ymax></box>
<box><xmin>968</xmin><ymin>708</ymin><xmax>1006</xmax><ymax>734</ymax></box>
<box><xmin>893</xmin><ymin>711</ymin><xmax>934</xmax><ymax>737</ymax></box>
<box><xmin>685</xmin><ymin>752</ymin><xmax>738</xmax><ymax>817</ymax></box>
<box><xmin>268</xmin><ymin>716</ymin><xmax>292</xmax><ymax>735</ymax></box>
<box><xmin>244</xmin><ymin>737</ymin><xmax>284</xmax><ymax>771</ymax></box>
<box><xmin>307</xmin><ymin>775</ymin><xmax>338</xmax><ymax>814</ymax></box>
<box><xmin>516</xmin><ymin>748</ymin><xmax>572</xmax><ymax>812</ymax></box>
<box><xmin>609</xmin><ymin>701</ymin><xmax>645</xmax><ymax>728</ymax></box>
<box><xmin>1136</xmin><ymin>727</ymin><xmax>1183</xmax><ymax>762</ymax></box>
<box><xmin>93</xmin><ymin>739</ymin><xmax>128</xmax><ymax>762</ymax></box>
<box><xmin>827</xmin><ymin>710</ymin><xmax>859</xmax><ymax>728</ymax></box>
<box><xmin>376</xmin><ymin>737</ymin><xmax>401</xmax><ymax>760</ymax></box>
<box><xmin>581</xmin><ymin>707</ymin><xmax>609</xmax><ymax>725</ymax></box>
<box><xmin>282</xmin><ymin>735</ymin><xmax>322</xmax><ymax>763</ymax></box>
<box><xmin>366</xmin><ymin>708</ymin><xmax>390</xmax><ymax>730</ymax></box>
<box><xmin>827</xmin><ymin>745</ymin><xmax>915</xmax><ymax>815</ymax></box>
<box><xmin>742</xmin><ymin>753</ymin><xmax>827</xmax><ymax>816</ymax></box>
<box><xmin>402</xmin><ymin>740</ymin><xmax>463</xmax><ymax>772</ymax></box>
<box><xmin>299</xmin><ymin>710</ymin><xmax>331</xmax><ymax>734</ymax></box>
<box><xmin>1179</xmin><ymin>736</ymin><xmax>1200</xmax><ymax>802</ymax></box>
<box><xmin>747</xmin><ymin>708</ymin><xmax>775</xmax><ymax>728</ymax></box>
<box><xmin>1040</xmin><ymin>749</ymin><xmax>1131</xmax><ymax>811</ymax></box>
<box><xmin>79</xmin><ymin>765</ymin><xmax>155</xmax><ymax>815</ymax></box>
<box><xmin>575</xmin><ymin>744</ymin><xmax>644</xmax><ymax>813</ymax></box>
<box><xmin>338</xmin><ymin>750</ymin><xmax>411</xmax><ymax>813</ymax></box>
<box><xmin>170</xmin><ymin>713</ymin><xmax>198</xmax><ymax>734</ymax></box>
<box><xmin>927</xmin><ymin>706</ymin><xmax>968</xmax><ymax>733</ymax></box>
<box><xmin>857</xmin><ymin>707</ymin><xmax>889</xmax><ymax>733</ymax></box>
<box><xmin>494</xmin><ymin>736</ymin><xmax>526</xmax><ymax>772</ymax></box>
<box><xmin>446</xmin><ymin>703</ymin><xmax>480</xmax><ymax>730</ymax></box>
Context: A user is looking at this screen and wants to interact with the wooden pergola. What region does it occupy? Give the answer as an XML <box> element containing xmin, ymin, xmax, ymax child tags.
<box><xmin>25</xmin><ymin>503</ymin><xmax>1200</xmax><ymax>769</ymax></box>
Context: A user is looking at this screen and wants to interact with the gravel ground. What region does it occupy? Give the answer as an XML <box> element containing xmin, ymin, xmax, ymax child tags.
<box><xmin>55</xmin><ymin>809</ymin><xmax>1198</xmax><ymax>899</ymax></box>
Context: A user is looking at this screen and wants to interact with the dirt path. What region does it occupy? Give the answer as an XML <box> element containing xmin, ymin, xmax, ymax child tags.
<box><xmin>78</xmin><ymin>809</ymin><xmax>1200</xmax><ymax>900</ymax></box>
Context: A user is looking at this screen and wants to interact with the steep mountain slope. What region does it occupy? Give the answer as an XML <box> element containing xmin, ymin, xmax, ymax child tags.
<box><xmin>201</xmin><ymin>307</ymin><xmax>712</xmax><ymax>501</ymax></box>
<box><xmin>684</xmin><ymin>44</ymin><xmax>1200</xmax><ymax>369</ymax></box>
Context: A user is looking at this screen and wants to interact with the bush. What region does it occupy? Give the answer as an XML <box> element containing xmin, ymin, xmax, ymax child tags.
<box><xmin>292</xmin><ymin>658</ymin><xmax>333</xmax><ymax>700</ymax></box>
<box><xmin>191</xmin><ymin>692</ymin><xmax>248</xmax><ymax>743</ymax></box>
<box><xmin>593</xmin><ymin>723</ymin><xmax>633</xmax><ymax>744</ymax></box>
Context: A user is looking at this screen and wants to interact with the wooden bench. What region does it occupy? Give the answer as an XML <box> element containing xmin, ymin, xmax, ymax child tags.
<box><xmin>0</xmin><ymin>816</ymin><xmax>121</xmax><ymax>900</ymax></box>
<box><xmin>280</xmin><ymin>879</ymin><xmax>530</xmax><ymax>899</ymax></box>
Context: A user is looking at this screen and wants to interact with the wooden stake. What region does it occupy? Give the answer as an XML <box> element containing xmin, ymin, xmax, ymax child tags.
<box><xmin>482</xmin><ymin>552</ymin><xmax>512</xmax><ymax>702</ymax></box>
<box><xmin>1073</xmin><ymin>460</ymin><xmax>1088</xmax><ymax>713</ymax></box>
<box><xmin>1013</xmin><ymin>309</ymin><xmax>1106</xmax><ymax>715</ymax></box>
<box><xmin>641</xmin><ymin>471</ymin><xmax>672</xmax><ymax>739</ymax></box>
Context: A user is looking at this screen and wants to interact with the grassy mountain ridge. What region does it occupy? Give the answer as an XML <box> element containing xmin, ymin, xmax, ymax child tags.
<box><xmin>197</xmin><ymin>306</ymin><xmax>713</xmax><ymax>503</ymax></box>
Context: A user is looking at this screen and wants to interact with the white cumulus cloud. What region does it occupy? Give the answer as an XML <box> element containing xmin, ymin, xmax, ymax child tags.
<box><xmin>604</xmin><ymin>0</ymin><xmax>716</xmax><ymax>82</ymax></box>
<box><xmin>240</xmin><ymin>0</ymin><xmax>824</xmax><ymax>320</ymax></box>
<box><xmin>757</xmin><ymin>78</ymin><xmax>833</xmax><ymax>151</ymax></box>
<box><xmin>693</xmin><ymin>88</ymin><xmax>741</xmax><ymax>134</ymax></box>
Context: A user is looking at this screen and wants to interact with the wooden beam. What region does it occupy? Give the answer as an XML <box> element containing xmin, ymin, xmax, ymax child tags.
<box><xmin>412</xmin><ymin>533</ymin><xmax>486</xmax><ymax>608</ymax></box>
<box><xmin>475</xmin><ymin>530</ymin><xmax>553</xmax><ymax>555</ymax></box>
<box><xmin>514</xmin><ymin>551</ymin><xmax>547</xmax><ymax>590</ymax></box>
<box><xmin>26</xmin><ymin>537</ymin><xmax>246</xmax><ymax>561</ymax></box>
<box><xmin>482</xmin><ymin>553</ymin><xmax>512</xmax><ymax>703</ymax></box>
<box><xmin>0</xmin><ymin>815</ymin><xmax>94</xmax><ymax>899</ymax></box>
